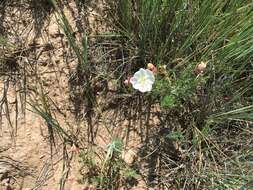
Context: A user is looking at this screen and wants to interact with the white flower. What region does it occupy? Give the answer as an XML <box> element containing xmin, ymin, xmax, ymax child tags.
<box><xmin>130</xmin><ymin>68</ymin><xmax>155</xmax><ymax>93</ymax></box>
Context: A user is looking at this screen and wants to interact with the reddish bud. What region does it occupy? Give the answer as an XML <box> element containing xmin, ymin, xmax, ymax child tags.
<box><xmin>151</xmin><ymin>66</ymin><xmax>158</xmax><ymax>73</ymax></box>
<box><xmin>195</xmin><ymin>61</ymin><xmax>207</xmax><ymax>75</ymax></box>
<box><xmin>147</xmin><ymin>63</ymin><xmax>157</xmax><ymax>74</ymax></box>
<box><xmin>124</xmin><ymin>77</ymin><xmax>131</xmax><ymax>85</ymax></box>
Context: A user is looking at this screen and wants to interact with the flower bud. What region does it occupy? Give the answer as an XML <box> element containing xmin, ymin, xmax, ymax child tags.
<box><xmin>147</xmin><ymin>63</ymin><xmax>155</xmax><ymax>70</ymax></box>
<box><xmin>147</xmin><ymin>63</ymin><xmax>157</xmax><ymax>73</ymax></box>
<box><xmin>124</xmin><ymin>77</ymin><xmax>131</xmax><ymax>85</ymax></box>
<box><xmin>195</xmin><ymin>61</ymin><xmax>207</xmax><ymax>75</ymax></box>
<box><xmin>151</xmin><ymin>66</ymin><xmax>157</xmax><ymax>73</ymax></box>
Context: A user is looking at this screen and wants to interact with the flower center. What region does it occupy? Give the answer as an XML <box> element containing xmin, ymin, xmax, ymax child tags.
<box><xmin>139</xmin><ymin>75</ymin><xmax>147</xmax><ymax>85</ymax></box>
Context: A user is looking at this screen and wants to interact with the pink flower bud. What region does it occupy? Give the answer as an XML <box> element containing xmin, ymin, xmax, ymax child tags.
<box><xmin>124</xmin><ymin>77</ymin><xmax>131</xmax><ymax>85</ymax></box>
<box><xmin>151</xmin><ymin>66</ymin><xmax>157</xmax><ymax>73</ymax></box>
<box><xmin>195</xmin><ymin>61</ymin><xmax>207</xmax><ymax>75</ymax></box>
<box><xmin>147</xmin><ymin>63</ymin><xmax>157</xmax><ymax>73</ymax></box>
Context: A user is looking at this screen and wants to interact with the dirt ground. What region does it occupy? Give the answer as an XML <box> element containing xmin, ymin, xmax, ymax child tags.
<box><xmin>0</xmin><ymin>1</ymin><xmax>107</xmax><ymax>189</ymax></box>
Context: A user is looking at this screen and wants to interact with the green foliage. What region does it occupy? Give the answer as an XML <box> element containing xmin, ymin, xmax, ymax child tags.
<box><xmin>105</xmin><ymin>138</ymin><xmax>123</xmax><ymax>160</ymax></box>
<box><xmin>161</xmin><ymin>95</ymin><xmax>176</xmax><ymax>108</ymax></box>
<box><xmin>166</xmin><ymin>131</ymin><xmax>185</xmax><ymax>141</ymax></box>
<box><xmin>79</xmin><ymin>139</ymin><xmax>137</xmax><ymax>189</ymax></box>
<box><xmin>240</xmin><ymin>179</ymin><xmax>253</xmax><ymax>190</ymax></box>
<box><xmin>0</xmin><ymin>36</ymin><xmax>15</xmax><ymax>67</ymax></box>
<box><xmin>28</xmin><ymin>90</ymin><xmax>73</xmax><ymax>152</ymax></box>
<box><xmin>112</xmin><ymin>0</ymin><xmax>253</xmax><ymax>189</ymax></box>
<box><xmin>114</xmin><ymin>0</ymin><xmax>253</xmax><ymax>104</ymax></box>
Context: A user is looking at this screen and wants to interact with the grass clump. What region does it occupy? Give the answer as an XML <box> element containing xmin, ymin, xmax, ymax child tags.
<box><xmin>79</xmin><ymin>139</ymin><xmax>137</xmax><ymax>189</ymax></box>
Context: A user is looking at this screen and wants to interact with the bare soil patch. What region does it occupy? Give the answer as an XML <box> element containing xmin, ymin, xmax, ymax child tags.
<box><xmin>0</xmin><ymin>1</ymin><xmax>108</xmax><ymax>189</ymax></box>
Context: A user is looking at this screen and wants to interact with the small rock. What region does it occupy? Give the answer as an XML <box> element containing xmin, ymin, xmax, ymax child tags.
<box><xmin>122</xmin><ymin>149</ymin><xmax>136</xmax><ymax>164</ymax></box>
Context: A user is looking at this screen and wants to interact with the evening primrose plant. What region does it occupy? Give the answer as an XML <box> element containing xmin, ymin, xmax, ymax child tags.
<box><xmin>110</xmin><ymin>0</ymin><xmax>253</xmax><ymax>189</ymax></box>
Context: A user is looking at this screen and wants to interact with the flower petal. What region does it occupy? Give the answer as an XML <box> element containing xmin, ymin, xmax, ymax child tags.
<box><xmin>145</xmin><ymin>84</ymin><xmax>153</xmax><ymax>92</ymax></box>
<box><xmin>129</xmin><ymin>77</ymin><xmax>137</xmax><ymax>85</ymax></box>
<box><xmin>132</xmin><ymin>82</ymin><xmax>141</xmax><ymax>90</ymax></box>
<box><xmin>145</xmin><ymin>69</ymin><xmax>155</xmax><ymax>82</ymax></box>
<box><xmin>138</xmin><ymin>84</ymin><xmax>148</xmax><ymax>92</ymax></box>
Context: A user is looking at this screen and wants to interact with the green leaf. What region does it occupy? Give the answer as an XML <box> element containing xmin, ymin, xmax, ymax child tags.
<box><xmin>166</xmin><ymin>131</ymin><xmax>185</xmax><ymax>141</ymax></box>
<box><xmin>161</xmin><ymin>95</ymin><xmax>175</xmax><ymax>108</ymax></box>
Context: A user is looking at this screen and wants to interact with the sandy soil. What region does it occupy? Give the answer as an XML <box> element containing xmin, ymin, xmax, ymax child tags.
<box><xmin>0</xmin><ymin>1</ymin><xmax>106</xmax><ymax>189</ymax></box>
